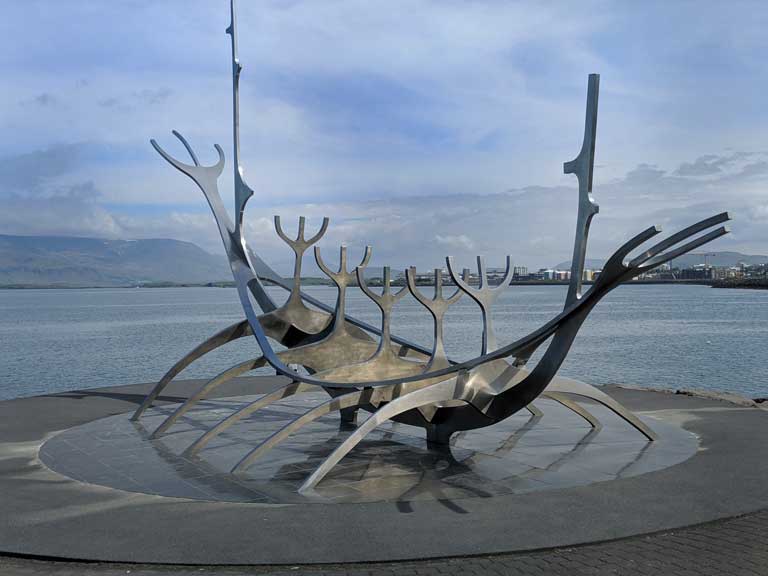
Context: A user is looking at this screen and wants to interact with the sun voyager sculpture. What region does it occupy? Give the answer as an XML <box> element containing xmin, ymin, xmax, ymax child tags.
<box><xmin>134</xmin><ymin>0</ymin><xmax>730</xmax><ymax>493</ymax></box>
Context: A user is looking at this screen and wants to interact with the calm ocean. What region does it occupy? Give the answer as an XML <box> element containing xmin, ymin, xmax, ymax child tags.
<box><xmin>1</xmin><ymin>284</ymin><xmax>766</xmax><ymax>401</ymax></box>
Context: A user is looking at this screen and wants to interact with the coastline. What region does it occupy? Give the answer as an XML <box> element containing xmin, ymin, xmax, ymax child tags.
<box><xmin>0</xmin><ymin>278</ymin><xmax>718</xmax><ymax>290</ymax></box>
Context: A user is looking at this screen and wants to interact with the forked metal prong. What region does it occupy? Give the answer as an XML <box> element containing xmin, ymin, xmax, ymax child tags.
<box><xmin>275</xmin><ymin>216</ymin><xmax>330</xmax><ymax>250</ymax></box>
<box><xmin>315</xmin><ymin>245</ymin><xmax>372</xmax><ymax>282</ymax></box>
<box><xmin>314</xmin><ymin>246</ymin><xmax>336</xmax><ymax>279</ymax></box>
<box><xmin>313</xmin><ymin>245</ymin><xmax>376</xmax><ymax>338</ymax></box>
<box><xmin>274</xmin><ymin>216</ymin><xmax>333</xmax><ymax>308</ymax></box>
<box><xmin>357</xmin><ymin>266</ymin><xmax>408</xmax><ymax>304</ymax></box>
<box><xmin>150</xmin><ymin>133</ymin><xmax>225</xmax><ymax>179</ymax></box>
<box><xmin>628</xmin><ymin>212</ymin><xmax>730</xmax><ymax>268</ymax></box>
<box><xmin>445</xmin><ymin>255</ymin><xmax>512</xmax><ymax>354</ymax></box>
<box><xmin>406</xmin><ymin>268</ymin><xmax>464</xmax><ymax>308</ymax></box>
<box><xmin>273</xmin><ymin>215</ymin><xmax>293</xmax><ymax>246</ymax></box>
<box><xmin>355</xmin><ymin>266</ymin><xmax>413</xmax><ymax>362</ymax></box>
<box><xmin>639</xmin><ymin>226</ymin><xmax>729</xmax><ymax>271</ymax></box>
<box><xmin>599</xmin><ymin>226</ymin><xmax>662</xmax><ymax>280</ymax></box>
<box><xmin>171</xmin><ymin>130</ymin><xmax>200</xmax><ymax>166</ymax></box>
<box><xmin>445</xmin><ymin>258</ymin><xmax>472</xmax><ymax>295</ymax></box>
<box><xmin>306</xmin><ymin>217</ymin><xmax>330</xmax><ymax>245</ymax></box>
<box><xmin>406</xmin><ymin>267</ymin><xmax>466</xmax><ymax>368</ymax></box>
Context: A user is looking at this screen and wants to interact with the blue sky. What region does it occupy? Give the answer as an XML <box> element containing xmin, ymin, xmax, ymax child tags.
<box><xmin>1</xmin><ymin>0</ymin><xmax>767</xmax><ymax>272</ymax></box>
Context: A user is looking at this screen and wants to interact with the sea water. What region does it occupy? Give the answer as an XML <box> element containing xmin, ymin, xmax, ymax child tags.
<box><xmin>0</xmin><ymin>284</ymin><xmax>766</xmax><ymax>400</ymax></box>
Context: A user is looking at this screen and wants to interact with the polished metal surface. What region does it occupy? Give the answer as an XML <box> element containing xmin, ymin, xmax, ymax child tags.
<box><xmin>564</xmin><ymin>74</ymin><xmax>600</xmax><ymax>309</ymax></box>
<box><xmin>135</xmin><ymin>0</ymin><xmax>732</xmax><ymax>492</ymax></box>
<box><xmin>312</xmin><ymin>266</ymin><xmax>426</xmax><ymax>383</ymax></box>
<box><xmin>406</xmin><ymin>267</ymin><xmax>464</xmax><ymax>370</ymax></box>
<box><xmin>446</xmin><ymin>255</ymin><xmax>513</xmax><ymax>354</ymax></box>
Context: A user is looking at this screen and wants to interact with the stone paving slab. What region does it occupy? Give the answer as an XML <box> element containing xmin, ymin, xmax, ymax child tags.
<box><xmin>1</xmin><ymin>509</ymin><xmax>767</xmax><ymax>575</ymax></box>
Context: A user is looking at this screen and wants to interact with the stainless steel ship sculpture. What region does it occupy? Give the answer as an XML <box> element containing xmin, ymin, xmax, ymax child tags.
<box><xmin>134</xmin><ymin>0</ymin><xmax>731</xmax><ymax>493</ymax></box>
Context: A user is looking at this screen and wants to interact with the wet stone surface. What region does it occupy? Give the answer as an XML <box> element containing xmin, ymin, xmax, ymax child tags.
<box><xmin>39</xmin><ymin>392</ymin><xmax>697</xmax><ymax>504</ymax></box>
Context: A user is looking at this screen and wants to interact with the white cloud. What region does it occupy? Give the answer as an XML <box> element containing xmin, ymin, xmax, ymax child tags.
<box><xmin>1</xmin><ymin>1</ymin><xmax>768</xmax><ymax>271</ymax></box>
<box><xmin>435</xmin><ymin>234</ymin><xmax>475</xmax><ymax>251</ymax></box>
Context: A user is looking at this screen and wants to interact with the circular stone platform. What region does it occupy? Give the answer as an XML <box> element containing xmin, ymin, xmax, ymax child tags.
<box><xmin>39</xmin><ymin>392</ymin><xmax>696</xmax><ymax>504</ymax></box>
<box><xmin>1</xmin><ymin>376</ymin><xmax>768</xmax><ymax>565</ymax></box>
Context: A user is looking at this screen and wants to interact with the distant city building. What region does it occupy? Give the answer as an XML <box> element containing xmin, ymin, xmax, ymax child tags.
<box><xmin>391</xmin><ymin>261</ymin><xmax>762</xmax><ymax>286</ymax></box>
<box><xmin>537</xmin><ymin>269</ymin><xmax>556</xmax><ymax>280</ymax></box>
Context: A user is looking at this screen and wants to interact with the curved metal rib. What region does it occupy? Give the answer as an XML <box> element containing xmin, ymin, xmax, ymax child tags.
<box><xmin>184</xmin><ymin>381</ymin><xmax>313</xmax><ymax>457</ymax></box>
<box><xmin>150</xmin><ymin>356</ymin><xmax>268</xmax><ymax>438</ymax></box>
<box><xmin>176</xmin><ymin>317</ymin><xmax>381</xmax><ymax>448</ymax></box>
<box><xmin>232</xmin><ymin>387</ymin><xmax>385</xmax><ymax>474</ymax></box>
<box><xmin>525</xmin><ymin>403</ymin><xmax>544</xmax><ymax>418</ymax></box>
<box><xmin>151</xmin><ymin>319</ymin><xmax>378</xmax><ymax>439</ymax></box>
<box><xmin>131</xmin><ymin>320</ymin><xmax>251</xmax><ymax>421</ymax></box>
<box><xmin>542</xmin><ymin>391</ymin><xmax>601</xmax><ymax>429</ymax></box>
<box><xmin>545</xmin><ymin>376</ymin><xmax>656</xmax><ymax>441</ymax></box>
<box><xmin>299</xmin><ymin>378</ymin><xmax>461</xmax><ymax>492</ymax></box>
<box><xmin>628</xmin><ymin>212</ymin><xmax>730</xmax><ymax>268</ymax></box>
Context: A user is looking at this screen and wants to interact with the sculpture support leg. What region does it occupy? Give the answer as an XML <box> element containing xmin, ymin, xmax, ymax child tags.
<box><xmin>543</xmin><ymin>391</ymin><xmax>601</xmax><ymax>429</ymax></box>
<box><xmin>232</xmin><ymin>388</ymin><xmax>384</xmax><ymax>474</ymax></box>
<box><xmin>131</xmin><ymin>320</ymin><xmax>251</xmax><ymax>421</ymax></box>
<box><xmin>339</xmin><ymin>406</ymin><xmax>359</xmax><ymax>426</ymax></box>
<box><xmin>150</xmin><ymin>356</ymin><xmax>267</xmax><ymax>438</ymax></box>
<box><xmin>525</xmin><ymin>403</ymin><xmax>543</xmax><ymax>418</ymax></box>
<box><xmin>300</xmin><ymin>379</ymin><xmax>460</xmax><ymax>492</ymax></box>
<box><xmin>426</xmin><ymin>425</ymin><xmax>454</xmax><ymax>447</ymax></box>
<box><xmin>546</xmin><ymin>376</ymin><xmax>656</xmax><ymax>441</ymax></box>
<box><xmin>183</xmin><ymin>381</ymin><xmax>313</xmax><ymax>457</ymax></box>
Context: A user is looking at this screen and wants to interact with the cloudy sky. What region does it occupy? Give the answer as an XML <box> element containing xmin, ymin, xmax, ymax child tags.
<box><xmin>2</xmin><ymin>0</ymin><xmax>767</xmax><ymax>272</ymax></box>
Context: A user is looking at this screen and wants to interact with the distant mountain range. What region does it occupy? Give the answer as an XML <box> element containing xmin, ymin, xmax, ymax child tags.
<box><xmin>553</xmin><ymin>252</ymin><xmax>768</xmax><ymax>271</ymax></box>
<box><xmin>552</xmin><ymin>258</ymin><xmax>606</xmax><ymax>271</ymax></box>
<box><xmin>2</xmin><ymin>234</ymin><xmax>765</xmax><ymax>288</ymax></box>
<box><xmin>670</xmin><ymin>252</ymin><xmax>768</xmax><ymax>268</ymax></box>
<box><xmin>0</xmin><ymin>234</ymin><xmax>230</xmax><ymax>287</ymax></box>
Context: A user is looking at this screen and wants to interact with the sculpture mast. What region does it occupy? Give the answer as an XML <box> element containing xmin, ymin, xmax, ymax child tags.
<box><xmin>225</xmin><ymin>0</ymin><xmax>278</xmax><ymax>313</ymax></box>
<box><xmin>563</xmin><ymin>74</ymin><xmax>600</xmax><ymax>308</ymax></box>
<box><xmin>227</xmin><ymin>0</ymin><xmax>253</xmax><ymax>238</ymax></box>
